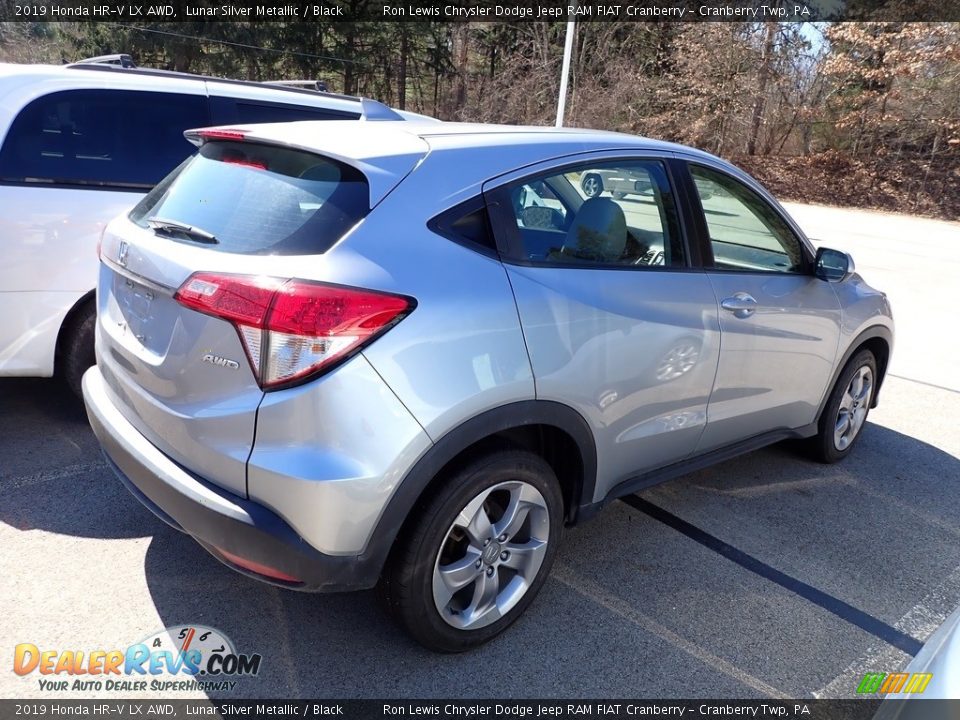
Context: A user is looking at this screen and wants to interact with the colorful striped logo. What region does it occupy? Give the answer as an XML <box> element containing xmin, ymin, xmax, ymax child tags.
<box><xmin>856</xmin><ymin>672</ymin><xmax>933</xmax><ymax>694</ymax></box>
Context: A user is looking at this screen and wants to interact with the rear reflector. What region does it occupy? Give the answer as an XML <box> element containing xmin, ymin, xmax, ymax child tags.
<box><xmin>214</xmin><ymin>546</ymin><xmax>302</xmax><ymax>583</ymax></box>
<box><xmin>175</xmin><ymin>272</ymin><xmax>413</xmax><ymax>390</ymax></box>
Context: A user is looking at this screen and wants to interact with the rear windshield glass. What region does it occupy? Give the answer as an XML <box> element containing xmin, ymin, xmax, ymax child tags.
<box><xmin>129</xmin><ymin>141</ymin><xmax>369</xmax><ymax>255</ymax></box>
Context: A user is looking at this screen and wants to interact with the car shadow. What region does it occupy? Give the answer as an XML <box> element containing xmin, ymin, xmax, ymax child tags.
<box><xmin>140</xmin><ymin>423</ymin><xmax>960</xmax><ymax>698</ymax></box>
<box><xmin>3</xmin><ymin>378</ymin><xmax>959</xmax><ymax>696</ymax></box>
<box><xmin>0</xmin><ymin>377</ymin><xmax>158</xmax><ymax>539</ymax></box>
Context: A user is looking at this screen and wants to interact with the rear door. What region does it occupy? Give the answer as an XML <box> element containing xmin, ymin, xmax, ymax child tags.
<box><xmin>680</xmin><ymin>161</ymin><xmax>842</xmax><ymax>452</ymax></box>
<box><xmin>96</xmin><ymin>136</ymin><xmax>414</xmax><ymax>497</ymax></box>
<box><xmin>485</xmin><ymin>154</ymin><xmax>721</xmax><ymax>502</ymax></box>
<box><xmin>0</xmin><ymin>88</ymin><xmax>208</xmax><ymax>373</ymax></box>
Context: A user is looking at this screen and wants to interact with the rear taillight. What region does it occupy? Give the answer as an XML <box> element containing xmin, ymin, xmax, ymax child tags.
<box><xmin>175</xmin><ymin>272</ymin><xmax>413</xmax><ymax>390</ymax></box>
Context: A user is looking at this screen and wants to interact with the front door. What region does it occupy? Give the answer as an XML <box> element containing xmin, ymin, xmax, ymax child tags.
<box><xmin>683</xmin><ymin>162</ymin><xmax>842</xmax><ymax>452</ymax></box>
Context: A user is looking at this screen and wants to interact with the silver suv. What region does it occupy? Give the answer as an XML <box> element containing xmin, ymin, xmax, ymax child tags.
<box><xmin>83</xmin><ymin>121</ymin><xmax>894</xmax><ymax>652</ymax></box>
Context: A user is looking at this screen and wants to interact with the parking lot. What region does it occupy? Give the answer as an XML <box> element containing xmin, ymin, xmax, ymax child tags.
<box><xmin>1</xmin><ymin>202</ymin><xmax>958</xmax><ymax>700</ymax></box>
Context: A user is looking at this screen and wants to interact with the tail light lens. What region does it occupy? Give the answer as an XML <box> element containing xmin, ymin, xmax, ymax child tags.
<box><xmin>175</xmin><ymin>272</ymin><xmax>414</xmax><ymax>390</ymax></box>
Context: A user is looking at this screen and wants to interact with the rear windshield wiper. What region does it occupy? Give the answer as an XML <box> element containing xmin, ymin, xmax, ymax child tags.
<box><xmin>147</xmin><ymin>217</ymin><xmax>219</xmax><ymax>245</ymax></box>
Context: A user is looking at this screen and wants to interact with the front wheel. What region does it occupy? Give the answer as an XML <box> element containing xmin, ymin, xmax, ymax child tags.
<box><xmin>807</xmin><ymin>349</ymin><xmax>877</xmax><ymax>463</ymax></box>
<box><xmin>378</xmin><ymin>450</ymin><xmax>564</xmax><ymax>652</ymax></box>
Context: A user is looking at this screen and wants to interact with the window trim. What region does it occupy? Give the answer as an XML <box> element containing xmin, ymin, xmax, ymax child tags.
<box><xmin>426</xmin><ymin>195</ymin><xmax>500</xmax><ymax>259</ymax></box>
<box><xmin>680</xmin><ymin>160</ymin><xmax>815</xmax><ymax>275</ymax></box>
<box><xmin>483</xmin><ymin>154</ymin><xmax>695</xmax><ymax>272</ymax></box>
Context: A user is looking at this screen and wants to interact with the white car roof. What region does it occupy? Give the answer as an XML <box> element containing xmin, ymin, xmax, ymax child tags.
<box><xmin>0</xmin><ymin>62</ymin><xmax>389</xmax><ymax>118</ymax></box>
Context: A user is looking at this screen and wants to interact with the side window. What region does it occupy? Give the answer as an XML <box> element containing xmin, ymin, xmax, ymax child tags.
<box><xmin>501</xmin><ymin>160</ymin><xmax>684</xmax><ymax>268</ymax></box>
<box><xmin>0</xmin><ymin>90</ymin><xmax>208</xmax><ymax>188</ymax></box>
<box><xmin>690</xmin><ymin>164</ymin><xmax>806</xmax><ymax>273</ymax></box>
<box><xmin>233</xmin><ymin>101</ymin><xmax>359</xmax><ymax>124</ymax></box>
<box><xmin>428</xmin><ymin>197</ymin><xmax>497</xmax><ymax>256</ymax></box>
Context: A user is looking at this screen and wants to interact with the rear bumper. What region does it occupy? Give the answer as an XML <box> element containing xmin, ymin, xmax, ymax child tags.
<box><xmin>82</xmin><ymin>366</ymin><xmax>380</xmax><ymax>592</ymax></box>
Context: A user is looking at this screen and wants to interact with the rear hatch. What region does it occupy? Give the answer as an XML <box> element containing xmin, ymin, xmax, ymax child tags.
<box><xmin>96</xmin><ymin>126</ymin><xmax>425</xmax><ymax>497</ymax></box>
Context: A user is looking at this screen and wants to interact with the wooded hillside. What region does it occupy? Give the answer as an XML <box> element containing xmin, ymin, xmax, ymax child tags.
<box><xmin>2</xmin><ymin>20</ymin><xmax>958</xmax><ymax>218</ymax></box>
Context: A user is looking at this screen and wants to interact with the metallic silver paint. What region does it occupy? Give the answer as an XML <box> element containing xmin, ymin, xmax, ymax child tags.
<box><xmin>90</xmin><ymin>121</ymin><xmax>894</xmax><ymax>568</ymax></box>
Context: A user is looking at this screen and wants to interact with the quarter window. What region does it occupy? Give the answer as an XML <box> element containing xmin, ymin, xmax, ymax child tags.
<box><xmin>690</xmin><ymin>164</ymin><xmax>806</xmax><ymax>273</ymax></box>
<box><xmin>0</xmin><ymin>90</ymin><xmax>208</xmax><ymax>188</ymax></box>
<box><xmin>502</xmin><ymin>160</ymin><xmax>684</xmax><ymax>268</ymax></box>
<box><xmin>232</xmin><ymin>101</ymin><xmax>359</xmax><ymax>124</ymax></box>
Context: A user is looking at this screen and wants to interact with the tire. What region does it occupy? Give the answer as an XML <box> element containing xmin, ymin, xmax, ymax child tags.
<box><xmin>378</xmin><ymin>450</ymin><xmax>564</xmax><ymax>652</ymax></box>
<box><xmin>807</xmin><ymin>349</ymin><xmax>877</xmax><ymax>463</ymax></box>
<box><xmin>581</xmin><ymin>173</ymin><xmax>603</xmax><ymax>198</ymax></box>
<box><xmin>61</xmin><ymin>301</ymin><xmax>96</xmax><ymax>400</ymax></box>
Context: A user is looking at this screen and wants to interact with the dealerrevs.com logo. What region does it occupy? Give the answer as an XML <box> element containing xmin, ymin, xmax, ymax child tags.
<box><xmin>13</xmin><ymin>625</ymin><xmax>262</xmax><ymax>693</ymax></box>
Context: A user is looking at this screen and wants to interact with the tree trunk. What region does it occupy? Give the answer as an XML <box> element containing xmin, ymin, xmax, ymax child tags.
<box><xmin>398</xmin><ymin>28</ymin><xmax>408</xmax><ymax>110</ymax></box>
<box><xmin>747</xmin><ymin>22</ymin><xmax>777</xmax><ymax>155</ymax></box>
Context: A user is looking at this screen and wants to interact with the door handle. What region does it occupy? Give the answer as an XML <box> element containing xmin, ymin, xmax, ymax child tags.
<box><xmin>720</xmin><ymin>293</ymin><xmax>758</xmax><ymax>319</ymax></box>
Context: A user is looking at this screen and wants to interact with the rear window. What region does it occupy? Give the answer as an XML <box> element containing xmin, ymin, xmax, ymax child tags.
<box><xmin>129</xmin><ymin>141</ymin><xmax>369</xmax><ymax>255</ymax></box>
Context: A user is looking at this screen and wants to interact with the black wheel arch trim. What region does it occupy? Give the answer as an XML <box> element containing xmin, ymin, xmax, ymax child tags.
<box><xmin>359</xmin><ymin>399</ymin><xmax>598</xmax><ymax>581</ymax></box>
<box><xmin>818</xmin><ymin>324</ymin><xmax>893</xmax><ymax>419</ymax></box>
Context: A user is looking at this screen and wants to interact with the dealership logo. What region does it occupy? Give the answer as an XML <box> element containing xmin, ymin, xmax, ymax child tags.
<box><xmin>856</xmin><ymin>672</ymin><xmax>932</xmax><ymax>694</ymax></box>
<box><xmin>13</xmin><ymin>625</ymin><xmax>261</xmax><ymax>693</ymax></box>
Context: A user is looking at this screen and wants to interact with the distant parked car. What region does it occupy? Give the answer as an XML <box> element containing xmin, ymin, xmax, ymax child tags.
<box><xmin>581</xmin><ymin>167</ymin><xmax>718</xmax><ymax>201</ymax></box>
<box><xmin>0</xmin><ymin>56</ymin><xmax>425</xmax><ymax>396</ymax></box>
<box><xmin>84</xmin><ymin>121</ymin><xmax>893</xmax><ymax>652</ymax></box>
<box><xmin>581</xmin><ymin>167</ymin><xmax>653</xmax><ymax>199</ymax></box>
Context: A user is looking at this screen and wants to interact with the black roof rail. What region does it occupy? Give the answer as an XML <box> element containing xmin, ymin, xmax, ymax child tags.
<box><xmin>63</xmin><ymin>63</ymin><xmax>362</xmax><ymax>104</ymax></box>
<box><xmin>264</xmin><ymin>79</ymin><xmax>330</xmax><ymax>93</ymax></box>
<box><xmin>69</xmin><ymin>53</ymin><xmax>136</xmax><ymax>69</ymax></box>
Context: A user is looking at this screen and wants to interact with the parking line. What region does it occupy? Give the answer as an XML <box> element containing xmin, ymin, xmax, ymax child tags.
<box><xmin>621</xmin><ymin>495</ymin><xmax>923</xmax><ymax>657</ymax></box>
<box><xmin>553</xmin><ymin>564</ymin><xmax>788</xmax><ymax>698</ymax></box>
<box><xmin>886</xmin><ymin>374</ymin><xmax>960</xmax><ymax>395</ymax></box>
<box><xmin>814</xmin><ymin>561</ymin><xmax>960</xmax><ymax>698</ymax></box>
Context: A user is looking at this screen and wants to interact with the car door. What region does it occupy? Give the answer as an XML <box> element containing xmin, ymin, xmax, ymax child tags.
<box><xmin>485</xmin><ymin>154</ymin><xmax>721</xmax><ymax>502</ymax></box>
<box><xmin>0</xmin><ymin>87</ymin><xmax>209</xmax><ymax>375</ymax></box>
<box><xmin>681</xmin><ymin>161</ymin><xmax>842</xmax><ymax>452</ymax></box>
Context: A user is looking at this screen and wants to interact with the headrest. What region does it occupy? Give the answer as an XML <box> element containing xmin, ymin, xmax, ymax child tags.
<box><xmin>561</xmin><ymin>197</ymin><xmax>627</xmax><ymax>263</ymax></box>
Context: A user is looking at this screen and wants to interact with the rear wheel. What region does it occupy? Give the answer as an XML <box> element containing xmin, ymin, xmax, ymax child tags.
<box><xmin>807</xmin><ymin>349</ymin><xmax>876</xmax><ymax>463</ymax></box>
<box><xmin>378</xmin><ymin>450</ymin><xmax>563</xmax><ymax>652</ymax></box>
<box><xmin>60</xmin><ymin>301</ymin><xmax>96</xmax><ymax>400</ymax></box>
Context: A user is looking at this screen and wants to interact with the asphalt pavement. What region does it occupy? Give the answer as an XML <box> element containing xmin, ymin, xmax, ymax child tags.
<box><xmin>1</xmin><ymin>202</ymin><xmax>958</xmax><ymax>700</ymax></box>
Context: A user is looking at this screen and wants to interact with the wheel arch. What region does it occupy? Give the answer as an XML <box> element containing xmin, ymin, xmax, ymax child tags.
<box><xmin>818</xmin><ymin>324</ymin><xmax>893</xmax><ymax>421</ymax></box>
<box><xmin>361</xmin><ymin>400</ymin><xmax>597</xmax><ymax>576</ymax></box>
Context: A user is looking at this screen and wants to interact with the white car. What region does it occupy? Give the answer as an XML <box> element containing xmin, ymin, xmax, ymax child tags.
<box><xmin>0</xmin><ymin>56</ymin><xmax>425</xmax><ymax>396</ymax></box>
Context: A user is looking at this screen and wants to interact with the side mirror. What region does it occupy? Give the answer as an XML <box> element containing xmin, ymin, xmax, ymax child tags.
<box><xmin>815</xmin><ymin>247</ymin><xmax>855</xmax><ymax>283</ymax></box>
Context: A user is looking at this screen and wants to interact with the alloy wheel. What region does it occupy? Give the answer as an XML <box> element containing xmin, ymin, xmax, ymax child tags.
<box><xmin>834</xmin><ymin>365</ymin><xmax>873</xmax><ymax>451</ymax></box>
<box><xmin>432</xmin><ymin>480</ymin><xmax>551</xmax><ymax>630</ymax></box>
